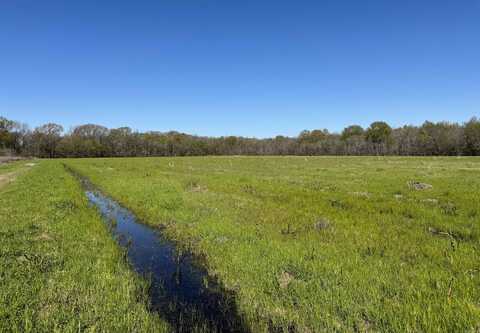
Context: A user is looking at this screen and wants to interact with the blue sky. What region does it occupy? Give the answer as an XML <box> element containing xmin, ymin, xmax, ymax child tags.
<box><xmin>1</xmin><ymin>1</ymin><xmax>479</xmax><ymax>137</ymax></box>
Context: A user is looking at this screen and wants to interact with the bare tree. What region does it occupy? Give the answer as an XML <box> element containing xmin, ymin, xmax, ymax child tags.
<box><xmin>464</xmin><ymin>117</ymin><xmax>480</xmax><ymax>155</ymax></box>
<box><xmin>3</xmin><ymin>115</ymin><xmax>480</xmax><ymax>158</ymax></box>
<box><xmin>33</xmin><ymin>123</ymin><xmax>64</xmax><ymax>158</ymax></box>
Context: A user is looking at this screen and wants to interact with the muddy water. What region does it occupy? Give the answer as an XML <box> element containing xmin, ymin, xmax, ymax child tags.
<box><xmin>73</xmin><ymin>173</ymin><xmax>248</xmax><ymax>332</ymax></box>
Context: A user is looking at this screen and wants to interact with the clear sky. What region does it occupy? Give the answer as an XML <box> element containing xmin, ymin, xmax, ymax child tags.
<box><xmin>1</xmin><ymin>1</ymin><xmax>479</xmax><ymax>138</ymax></box>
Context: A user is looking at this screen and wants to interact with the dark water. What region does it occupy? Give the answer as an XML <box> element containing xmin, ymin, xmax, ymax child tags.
<box><xmin>72</xmin><ymin>171</ymin><xmax>249</xmax><ymax>333</ymax></box>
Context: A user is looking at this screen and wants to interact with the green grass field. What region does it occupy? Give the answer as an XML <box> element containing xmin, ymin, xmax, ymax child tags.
<box><xmin>1</xmin><ymin>157</ymin><xmax>479</xmax><ymax>332</ymax></box>
<box><xmin>0</xmin><ymin>161</ymin><xmax>168</xmax><ymax>332</ymax></box>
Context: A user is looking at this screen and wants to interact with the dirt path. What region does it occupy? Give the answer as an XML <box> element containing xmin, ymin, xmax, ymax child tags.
<box><xmin>0</xmin><ymin>156</ymin><xmax>23</xmax><ymax>164</ymax></box>
<box><xmin>0</xmin><ymin>162</ymin><xmax>35</xmax><ymax>190</ymax></box>
<box><xmin>0</xmin><ymin>172</ymin><xmax>19</xmax><ymax>189</ymax></box>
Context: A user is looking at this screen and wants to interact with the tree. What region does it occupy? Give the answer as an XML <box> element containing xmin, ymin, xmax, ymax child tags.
<box><xmin>341</xmin><ymin>125</ymin><xmax>364</xmax><ymax>141</ymax></box>
<box><xmin>272</xmin><ymin>135</ymin><xmax>295</xmax><ymax>155</ymax></box>
<box><xmin>2</xmin><ymin>116</ymin><xmax>479</xmax><ymax>157</ymax></box>
<box><xmin>417</xmin><ymin>121</ymin><xmax>463</xmax><ymax>156</ymax></box>
<box><xmin>366</xmin><ymin>122</ymin><xmax>392</xmax><ymax>144</ymax></box>
<box><xmin>297</xmin><ymin>129</ymin><xmax>330</xmax><ymax>155</ymax></box>
<box><xmin>71</xmin><ymin>124</ymin><xmax>109</xmax><ymax>157</ymax></box>
<box><xmin>9</xmin><ymin>122</ymin><xmax>30</xmax><ymax>155</ymax></box>
<box><xmin>107</xmin><ymin>127</ymin><xmax>133</xmax><ymax>156</ymax></box>
<box><xmin>33</xmin><ymin>123</ymin><xmax>64</xmax><ymax>158</ymax></box>
<box><xmin>298</xmin><ymin>129</ymin><xmax>328</xmax><ymax>144</ymax></box>
<box><xmin>365</xmin><ymin>121</ymin><xmax>392</xmax><ymax>155</ymax></box>
<box><xmin>0</xmin><ymin>117</ymin><xmax>16</xmax><ymax>152</ymax></box>
<box><xmin>391</xmin><ymin>125</ymin><xmax>420</xmax><ymax>155</ymax></box>
<box><xmin>464</xmin><ymin>117</ymin><xmax>480</xmax><ymax>155</ymax></box>
<box><xmin>340</xmin><ymin>125</ymin><xmax>365</xmax><ymax>155</ymax></box>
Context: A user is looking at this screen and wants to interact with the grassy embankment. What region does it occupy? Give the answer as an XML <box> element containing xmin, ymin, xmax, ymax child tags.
<box><xmin>66</xmin><ymin>156</ymin><xmax>480</xmax><ymax>332</ymax></box>
<box><xmin>0</xmin><ymin>160</ymin><xmax>168</xmax><ymax>332</ymax></box>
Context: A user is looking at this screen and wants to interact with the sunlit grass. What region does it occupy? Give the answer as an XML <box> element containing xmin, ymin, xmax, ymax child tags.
<box><xmin>4</xmin><ymin>157</ymin><xmax>478</xmax><ymax>331</ymax></box>
<box><xmin>0</xmin><ymin>161</ymin><xmax>168</xmax><ymax>332</ymax></box>
<box><xmin>64</xmin><ymin>156</ymin><xmax>480</xmax><ymax>332</ymax></box>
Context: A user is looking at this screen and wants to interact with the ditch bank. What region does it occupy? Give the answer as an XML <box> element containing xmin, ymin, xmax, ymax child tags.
<box><xmin>65</xmin><ymin>165</ymin><xmax>250</xmax><ymax>333</ymax></box>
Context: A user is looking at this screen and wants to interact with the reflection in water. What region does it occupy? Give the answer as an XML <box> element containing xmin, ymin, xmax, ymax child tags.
<box><xmin>73</xmin><ymin>174</ymin><xmax>249</xmax><ymax>332</ymax></box>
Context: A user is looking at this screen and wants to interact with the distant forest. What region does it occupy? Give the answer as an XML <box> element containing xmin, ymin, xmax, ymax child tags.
<box><xmin>1</xmin><ymin>116</ymin><xmax>480</xmax><ymax>157</ymax></box>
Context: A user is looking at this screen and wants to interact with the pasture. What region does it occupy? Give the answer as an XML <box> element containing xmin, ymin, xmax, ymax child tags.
<box><xmin>0</xmin><ymin>161</ymin><xmax>167</xmax><ymax>332</ymax></box>
<box><xmin>1</xmin><ymin>157</ymin><xmax>479</xmax><ymax>332</ymax></box>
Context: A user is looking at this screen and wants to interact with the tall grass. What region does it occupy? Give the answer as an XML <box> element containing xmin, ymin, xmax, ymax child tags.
<box><xmin>0</xmin><ymin>161</ymin><xmax>168</xmax><ymax>332</ymax></box>
<box><xmin>65</xmin><ymin>156</ymin><xmax>480</xmax><ymax>332</ymax></box>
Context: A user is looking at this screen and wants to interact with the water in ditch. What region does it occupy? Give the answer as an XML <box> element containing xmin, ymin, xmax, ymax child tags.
<box><xmin>73</xmin><ymin>172</ymin><xmax>248</xmax><ymax>332</ymax></box>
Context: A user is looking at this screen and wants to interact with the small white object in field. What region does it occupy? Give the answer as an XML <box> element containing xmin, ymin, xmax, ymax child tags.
<box><xmin>407</xmin><ymin>181</ymin><xmax>433</xmax><ymax>190</ymax></box>
<box><xmin>351</xmin><ymin>191</ymin><xmax>370</xmax><ymax>198</ymax></box>
<box><xmin>422</xmin><ymin>198</ymin><xmax>438</xmax><ymax>204</ymax></box>
<box><xmin>25</xmin><ymin>163</ymin><xmax>36</xmax><ymax>167</ymax></box>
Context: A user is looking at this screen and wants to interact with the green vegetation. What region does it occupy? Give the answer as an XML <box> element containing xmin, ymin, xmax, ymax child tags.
<box><xmin>2</xmin><ymin>157</ymin><xmax>479</xmax><ymax>332</ymax></box>
<box><xmin>0</xmin><ymin>161</ymin><xmax>168</xmax><ymax>332</ymax></box>
<box><xmin>0</xmin><ymin>159</ymin><xmax>28</xmax><ymax>175</ymax></box>
<box><xmin>0</xmin><ymin>160</ymin><xmax>30</xmax><ymax>188</ymax></box>
<box><xmin>62</xmin><ymin>156</ymin><xmax>480</xmax><ymax>332</ymax></box>
<box><xmin>4</xmin><ymin>114</ymin><xmax>480</xmax><ymax>157</ymax></box>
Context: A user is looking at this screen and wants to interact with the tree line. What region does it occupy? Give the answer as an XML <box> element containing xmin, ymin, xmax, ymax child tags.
<box><xmin>1</xmin><ymin>116</ymin><xmax>480</xmax><ymax>157</ymax></box>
